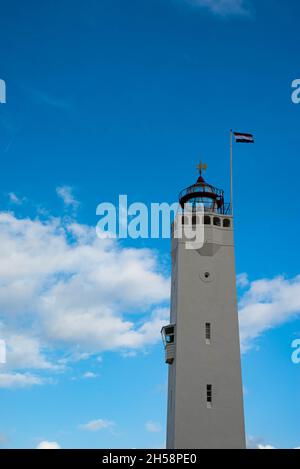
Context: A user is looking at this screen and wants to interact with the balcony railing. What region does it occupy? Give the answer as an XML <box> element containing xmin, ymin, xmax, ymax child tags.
<box><xmin>179</xmin><ymin>184</ymin><xmax>224</xmax><ymax>201</ymax></box>
<box><xmin>180</xmin><ymin>201</ymin><xmax>231</xmax><ymax>215</ymax></box>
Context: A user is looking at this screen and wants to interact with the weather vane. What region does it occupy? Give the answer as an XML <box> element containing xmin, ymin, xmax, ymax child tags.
<box><xmin>196</xmin><ymin>161</ymin><xmax>207</xmax><ymax>176</ymax></box>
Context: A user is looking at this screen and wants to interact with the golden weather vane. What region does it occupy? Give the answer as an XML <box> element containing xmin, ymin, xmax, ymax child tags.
<box><xmin>197</xmin><ymin>161</ymin><xmax>207</xmax><ymax>176</ymax></box>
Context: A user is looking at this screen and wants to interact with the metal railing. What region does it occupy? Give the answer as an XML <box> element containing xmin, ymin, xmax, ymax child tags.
<box><xmin>180</xmin><ymin>201</ymin><xmax>231</xmax><ymax>215</ymax></box>
<box><xmin>179</xmin><ymin>183</ymin><xmax>224</xmax><ymax>201</ymax></box>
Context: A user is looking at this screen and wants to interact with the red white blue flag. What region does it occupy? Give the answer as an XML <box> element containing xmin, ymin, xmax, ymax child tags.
<box><xmin>234</xmin><ymin>132</ymin><xmax>254</xmax><ymax>143</ymax></box>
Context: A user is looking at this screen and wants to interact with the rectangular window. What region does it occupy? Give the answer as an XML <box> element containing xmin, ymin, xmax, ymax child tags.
<box><xmin>207</xmin><ymin>384</ymin><xmax>212</xmax><ymax>408</ymax></box>
<box><xmin>205</xmin><ymin>322</ymin><xmax>211</xmax><ymax>344</ymax></box>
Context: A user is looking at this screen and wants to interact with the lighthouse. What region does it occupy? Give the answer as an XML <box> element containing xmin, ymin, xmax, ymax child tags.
<box><xmin>161</xmin><ymin>163</ymin><xmax>246</xmax><ymax>449</ymax></box>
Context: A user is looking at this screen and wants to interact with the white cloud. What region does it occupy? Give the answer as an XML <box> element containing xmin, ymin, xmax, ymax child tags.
<box><xmin>5</xmin><ymin>334</ymin><xmax>57</xmax><ymax>370</ymax></box>
<box><xmin>247</xmin><ymin>435</ymin><xmax>300</xmax><ymax>449</ymax></box>
<box><xmin>0</xmin><ymin>372</ymin><xmax>44</xmax><ymax>389</ymax></box>
<box><xmin>257</xmin><ymin>444</ymin><xmax>275</xmax><ymax>449</ymax></box>
<box><xmin>1</xmin><ymin>198</ymin><xmax>300</xmax><ymax>390</ymax></box>
<box><xmin>56</xmin><ymin>186</ymin><xmax>79</xmax><ymax>209</ymax></box>
<box><xmin>185</xmin><ymin>0</ymin><xmax>250</xmax><ymax>16</ymax></box>
<box><xmin>79</xmin><ymin>419</ymin><xmax>115</xmax><ymax>431</ymax></box>
<box><xmin>145</xmin><ymin>421</ymin><xmax>162</xmax><ymax>433</ymax></box>
<box><xmin>258</xmin><ymin>445</ymin><xmax>300</xmax><ymax>449</ymax></box>
<box><xmin>82</xmin><ymin>371</ymin><xmax>98</xmax><ymax>379</ymax></box>
<box><xmin>247</xmin><ymin>436</ymin><xmax>275</xmax><ymax>449</ymax></box>
<box><xmin>239</xmin><ymin>275</ymin><xmax>300</xmax><ymax>351</ymax></box>
<box><xmin>36</xmin><ymin>441</ymin><xmax>61</xmax><ymax>449</ymax></box>
<box><xmin>0</xmin><ymin>209</ymin><xmax>170</xmax><ymax>386</ymax></box>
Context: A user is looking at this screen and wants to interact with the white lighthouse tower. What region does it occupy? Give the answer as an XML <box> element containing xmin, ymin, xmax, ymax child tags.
<box><xmin>161</xmin><ymin>163</ymin><xmax>246</xmax><ymax>449</ymax></box>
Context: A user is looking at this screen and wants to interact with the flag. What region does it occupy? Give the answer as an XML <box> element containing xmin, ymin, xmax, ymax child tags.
<box><xmin>234</xmin><ymin>132</ymin><xmax>254</xmax><ymax>143</ymax></box>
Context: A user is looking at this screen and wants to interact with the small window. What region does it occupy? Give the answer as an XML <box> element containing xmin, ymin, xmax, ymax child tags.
<box><xmin>223</xmin><ymin>218</ymin><xmax>231</xmax><ymax>228</ymax></box>
<box><xmin>165</xmin><ymin>326</ymin><xmax>175</xmax><ymax>343</ymax></box>
<box><xmin>205</xmin><ymin>323</ymin><xmax>211</xmax><ymax>344</ymax></box>
<box><xmin>161</xmin><ymin>325</ymin><xmax>175</xmax><ymax>346</ymax></box>
<box><xmin>181</xmin><ymin>215</ymin><xmax>188</xmax><ymax>225</ymax></box>
<box><xmin>206</xmin><ymin>384</ymin><xmax>212</xmax><ymax>408</ymax></box>
<box><xmin>192</xmin><ymin>215</ymin><xmax>199</xmax><ymax>225</ymax></box>
<box><xmin>213</xmin><ymin>217</ymin><xmax>221</xmax><ymax>227</ymax></box>
<box><xmin>161</xmin><ymin>325</ymin><xmax>176</xmax><ymax>365</ymax></box>
<box><xmin>204</xmin><ymin>215</ymin><xmax>211</xmax><ymax>225</ymax></box>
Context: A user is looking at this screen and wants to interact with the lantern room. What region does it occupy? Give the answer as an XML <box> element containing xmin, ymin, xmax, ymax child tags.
<box><xmin>179</xmin><ymin>162</ymin><xmax>230</xmax><ymax>215</ymax></box>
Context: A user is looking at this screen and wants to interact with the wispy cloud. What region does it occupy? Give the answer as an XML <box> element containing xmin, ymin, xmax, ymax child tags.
<box><xmin>247</xmin><ymin>435</ymin><xmax>275</xmax><ymax>449</ymax></box>
<box><xmin>56</xmin><ymin>185</ymin><xmax>80</xmax><ymax>210</ymax></box>
<box><xmin>79</xmin><ymin>419</ymin><xmax>115</xmax><ymax>432</ymax></box>
<box><xmin>82</xmin><ymin>371</ymin><xmax>98</xmax><ymax>379</ymax></box>
<box><xmin>7</xmin><ymin>192</ymin><xmax>26</xmax><ymax>205</ymax></box>
<box><xmin>0</xmin><ymin>79</ymin><xmax>6</xmax><ymax>104</ymax></box>
<box><xmin>5</xmin><ymin>334</ymin><xmax>58</xmax><ymax>371</ymax></box>
<box><xmin>145</xmin><ymin>421</ymin><xmax>162</xmax><ymax>433</ymax></box>
<box><xmin>184</xmin><ymin>0</ymin><xmax>251</xmax><ymax>16</ymax></box>
<box><xmin>0</xmin><ymin>372</ymin><xmax>44</xmax><ymax>389</ymax></box>
<box><xmin>257</xmin><ymin>444</ymin><xmax>276</xmax><ymax>449</ymax></box>
<box><xmin>26</xmin><ymin>87</ymin><xmax>70</xmax><ymax>110</ymax></box>
<box><xmin>237</xmin><ymin>272</ymin><xmax>249</xmax><ymax>288</ymax></box>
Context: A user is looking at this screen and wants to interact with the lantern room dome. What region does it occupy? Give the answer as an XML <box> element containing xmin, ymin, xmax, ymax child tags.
<box><xmin>179</xmin><ymin>163</ymin><xmax>230</xmax><ymax>215</ymax></box>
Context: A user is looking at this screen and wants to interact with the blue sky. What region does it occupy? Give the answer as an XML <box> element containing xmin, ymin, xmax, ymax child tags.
<box><xmin>0</xmin><ymin>0</ymin><xmax>300</xmax><ymax>449</ymax></box>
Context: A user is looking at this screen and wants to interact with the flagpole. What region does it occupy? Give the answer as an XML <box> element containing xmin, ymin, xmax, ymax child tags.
<box><xmin>230</xmin><ymin>129</ymin><xmax>234</xmax><ymax>217</ymax></box>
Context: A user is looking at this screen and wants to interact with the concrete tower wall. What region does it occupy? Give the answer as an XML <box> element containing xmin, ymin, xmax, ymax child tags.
<box><xmin>166</xmin><ymin>214</ymin><xmax>246</xmax><ymax>449</ymax></box>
